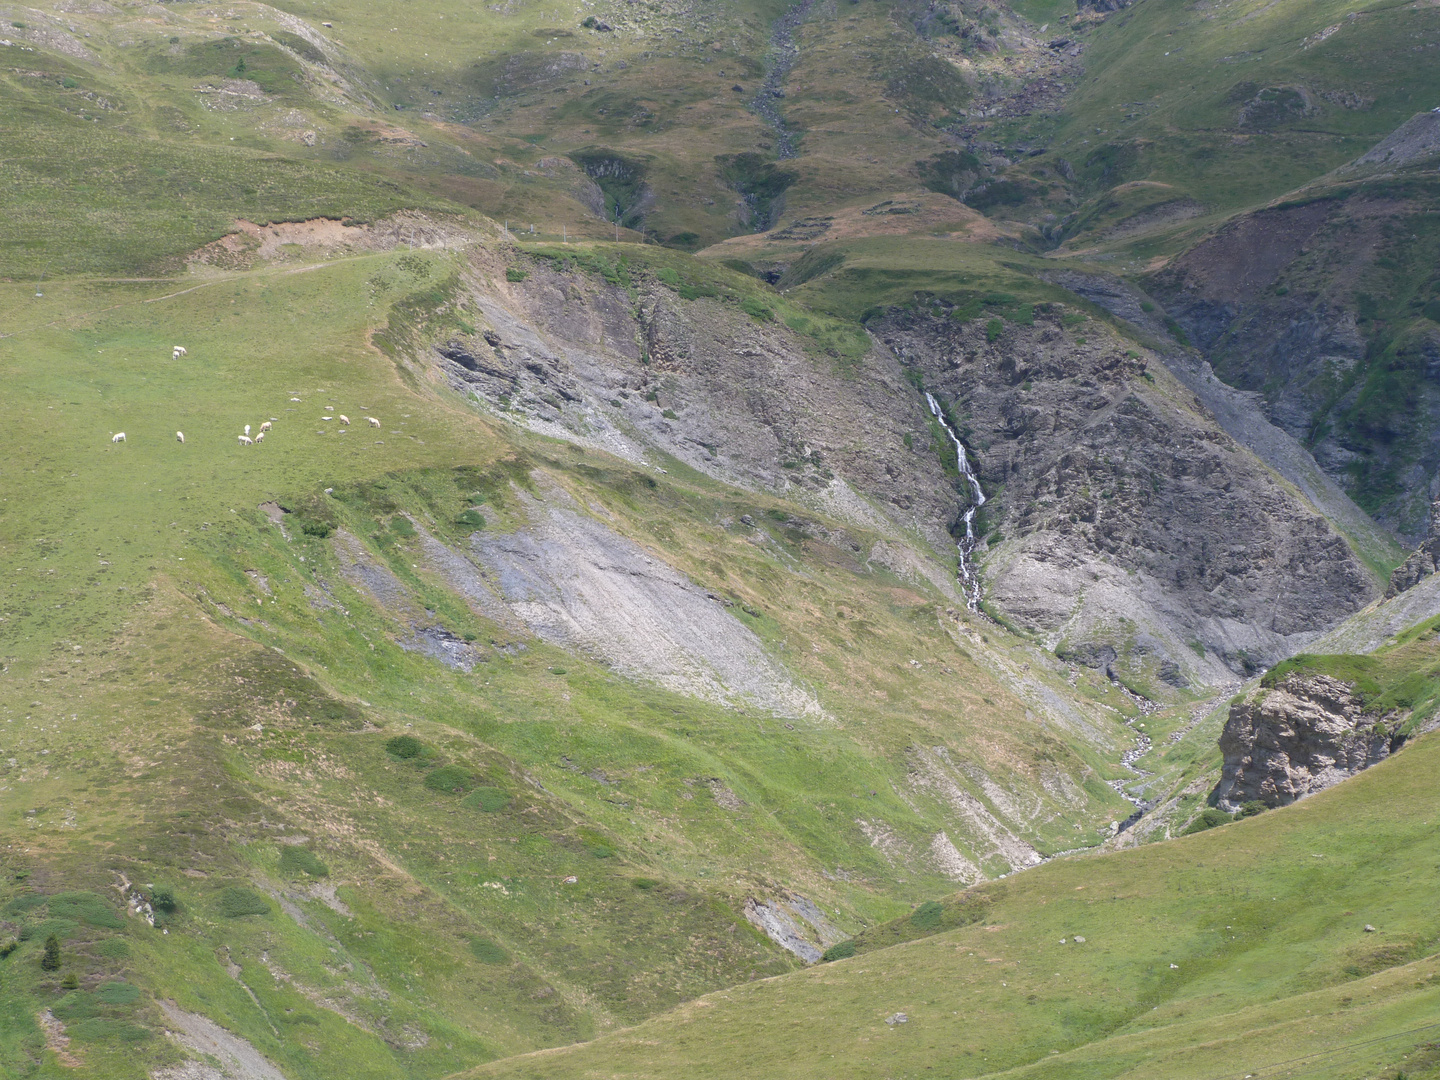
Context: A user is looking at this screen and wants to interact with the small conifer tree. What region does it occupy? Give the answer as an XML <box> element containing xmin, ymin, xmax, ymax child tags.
<box><xmin>40</xmin><ymin>934</ymin><xmax>61</xmax><ymax>971</ymax></box>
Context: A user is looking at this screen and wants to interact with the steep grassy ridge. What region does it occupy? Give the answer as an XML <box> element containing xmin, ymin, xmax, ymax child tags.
<box><xmin>467</xmin><ymin>724</ymin><xmax>1440</xmax><ymax>1080</ymax></box>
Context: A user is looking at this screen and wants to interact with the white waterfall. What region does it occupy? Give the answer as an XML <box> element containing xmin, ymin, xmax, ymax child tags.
<box><xmin>926</xmin><ymin>392</ymin><xmax>986</xmax><ymax>611</ymax></box>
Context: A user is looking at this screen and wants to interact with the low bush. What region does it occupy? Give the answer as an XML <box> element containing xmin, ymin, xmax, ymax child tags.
<box><xmin>505</xmin><ymin>267</ymin><xmax>528</xmax><ymax>283</ymax></box>
<box><xmin>823</xmin><ymin>940</ymin><xmax>856</xmax><ymax>961</ymax></box>
<box><xmin>470</xmin><ymin>938</ymin><xmax>509</xmax><ymax>964</ymax></box>
<box><xmin>986</xmin><ymin>318</ymin><xmax>1004</xmax><ymax>343</ymax></box>
<box><xmin>910</xmin><ymin>901</ymin><xmax>944</xmax><ymax>930</ymax></box>
<box><xmin>456</xmin><ymin>508</ymin><xmax>486</xmax><ymax>528</ymax></box>
<box><xmin>464</xmin><ymin>787</ymin><xmax>510</xmax><ymax>812</ymax></box>
<box><xmin>1182</xmin><ymin>808</ymin><xmax>1234</xmax><ymax>834</ymax></box>
<box><xmin>385</xmin><ymin>735</ymin><xmax>424</xmax><ymax>759</ymax></box>
<box><xmin>218</xmin><ymin>887</ymin><xmax>270</xmax><ymax>918</ymax></box>
<box><xmin>150</xmin><ymin>888</ymin><xmax>176</xmax><ymax>913</ymax></box>
<box><xmin>279</xmin><ymin>847</ymin><xmax>329</xmax><ymax>877</ymax></box>
<box><xmin>424</xmin><ymin>764</ymin><xmax>475</xmax><ymax>794</ymax></box>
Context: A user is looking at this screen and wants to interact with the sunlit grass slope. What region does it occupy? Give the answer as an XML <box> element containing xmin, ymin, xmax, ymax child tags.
<box><xmin>0</xmin><ymin>239</ymin><xmax>1145</xmax><ymax>1075</ymax></box>
<box><xmin>466</xmin><ymin>726</ymin><xmax>1440</xmax><ymax>1080</ymax></box>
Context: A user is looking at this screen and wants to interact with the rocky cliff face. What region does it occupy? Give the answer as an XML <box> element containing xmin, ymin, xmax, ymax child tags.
<box><xmin>439</xmin><ymin>253</ymin><xmax>1378</xmax><ymax>692</ymax></box>
<box><xmin>1388</xmin><ymin>496</ymin><xmax>1440</xmax><ymax>598</ymax></box>
<box><xmin>870</xmin><ymin>307</ymin><xmax>1376</xmax><ymax>686</ymax></box>
<box><xmin>444</xmin><ymin>248</ymin><xmax>960</xmax><ymax>556</ymax></box>
<box><xmin>1148</xmin><ymin>179</ymin><xmax>1440</xmax><ymax>542</ymax></box>
<box><xmin>1212</xmin><ymin>674</ymin><xmax>1401</xmax><ymax>810</ymax></box>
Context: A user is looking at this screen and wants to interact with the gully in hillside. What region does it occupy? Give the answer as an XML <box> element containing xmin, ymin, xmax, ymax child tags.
<box><xmin>926</xmin><ymin>392</ymin><xmax>986</xmax><ymax>611</ymax></box>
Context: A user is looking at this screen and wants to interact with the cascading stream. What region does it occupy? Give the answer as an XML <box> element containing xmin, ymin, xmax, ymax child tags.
<box><xmin>925</xmin><ymin>392</ymin><xmax>986</xmax><ymax>611</ymax></box>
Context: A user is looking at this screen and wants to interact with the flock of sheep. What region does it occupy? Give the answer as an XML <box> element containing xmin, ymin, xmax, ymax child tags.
<box><xmin>109</xmin><ymin>348</ymin><xmax>381</xmax><ymax>447</ymax></box>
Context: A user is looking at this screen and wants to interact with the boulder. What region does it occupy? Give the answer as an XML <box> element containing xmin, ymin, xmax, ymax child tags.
<box><xmin>1211</xmin><ymin>674</ymin><xmax>1400</xmax><ymax>810</ymax></box>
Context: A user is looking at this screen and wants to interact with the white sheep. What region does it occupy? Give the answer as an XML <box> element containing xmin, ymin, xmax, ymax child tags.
<box><xmin>259</xmin><ymin>421</ymin><xmax>272</xmax><ymax>433</ymax></box>
<box><xmin>176</xmin><ymin>431</ymin><xmax>185</xmax><ymax>444</ymax></box>
<box><xmin>172</xmin><ymin>346</ymin><xmax>187</xmax><ymax>357</ymax></box>
<box><xmin>254</xmin><ymin>430</ymin><xmax>265</xmax><ymax>443</ymax></box>
<box><xmin>339</xmin><ymin>414</ymin><xmax>350</xmax><ymax>425</ymax></box>
<box><xmin>238</xmin><ymin>434</ymin><xmax>253</xmax><ymax>445</ymax></box>
<box><xmin>244</xmin><ymin>424</ymin><xmax>251</xmax><ymax>436</ymax></box>
<box><xmin>367</xmin><ymin>417</ymin><xmax>380</xmax><ymax>428</ymax></box>
<box><xmin>112</xmin><ymin>432</ymin><xmax>126</xmax><ymax>443</ymax></box>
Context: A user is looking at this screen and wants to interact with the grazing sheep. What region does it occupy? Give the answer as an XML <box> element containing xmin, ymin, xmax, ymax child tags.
<box><xmin>112</xmin><ymin>432</ymin><xmax>126</xmax><ymax>443</ymax></box>
<box><xmin>244</xmin><ymin>424</ymin><xmax>251</xmax><ymax>436</ymax></box>
<box><xmin>176</xmin><ymin>431</ymin><xmax>185</xmax><ymax>444</ymax></box>
<box><xmin>259</xmin><ymin>421</ymin><xmax>272</xmax><ymax>433</ymax></box>
<box><xmin>172</xmin><ymin>346</ymin><xmax>187</xmax><ymax>358</ymax></box>
<box><xmin>238</xmin><ymin>435</ymin><xmax>253</xmax><ymax>445</ymax></box>
<box><xmin>367</xmin><ymin>417</ymin><xmax>380</xmax><ymax>428</ymax></box>
<box><xmin>339</xmin><ymin>414</ymin><xmax>350</xmax><ymax>425</ymax></box>
<box><xmin>254</xmin><ymin>430</ymin><xmax>265</xmax><ymax>443</ymax></box>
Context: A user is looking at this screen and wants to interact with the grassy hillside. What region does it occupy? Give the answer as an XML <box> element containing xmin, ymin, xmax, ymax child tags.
<box><xmin>0</xmin><ymin>236</ymin><xmax>1172</xmax><ymax>1075</ymax></box>
<box><xmin>466</xmin><ymin>723</ymin><xmax>1440</xmax><ymax>1080</ymax></box>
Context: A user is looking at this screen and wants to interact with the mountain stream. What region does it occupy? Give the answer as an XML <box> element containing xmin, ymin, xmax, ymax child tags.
<box><xmin>926</xmin><ymin>392</ymin><xmax>986</xmax><ymax>611</ymax></box>
<box><xmin>751</xmin><ymin>0</ymin><xmax>816</xmax><ymax>158</ymax></box>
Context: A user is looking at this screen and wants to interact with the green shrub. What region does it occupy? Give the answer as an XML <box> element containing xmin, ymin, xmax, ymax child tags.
<box><xmin>388</xmin><ymin>515</ymin><xmax>415</xmax><ymax>537</ymax></box>
<box><xmin>909</xmin><ymin>900</ymin><xmax>944</xmax><ymax>930</ymax></box>
<box><xmin>0</xmin><ymin>938</ymin><xmax>18</xmax><ymax>958</ymax></box>
<box><xmin>218</xmin><ymin>887</ymin><xmax>270</xmax><ymax>918</ymax></box>
<box><xmin>424</xmin><ymin>764</ymin><xmax>475</xmax><ymax>794</ymax></box>
<box><xmin>299</xmin><ymin>520</ymin><xmax>333</xmax><ymax>538</ymax></box>
<box><xmin>150</xmin><ymin>888</ymin><xmax>176</xmax><ymax>913</ymax></box>
<box><xmin>98</xmin><ymin>939</ymin><xmax>128</xmax><ymax>959</ymax></box>
<box><xmin>385</xmin><ymin>734</ymin><xmax>423</xmax><ymax>759</ymax></box>
<box><xmin>463</xmin><ymin>787</ymin><xmax>510</xmax><ymax>812</ymax></box>
<box><xmin>505</xmin><ymin>267</ymin><xmax>528</xmax><ymax>283</ymax></box>
<box><xmin>588</xmin><ymin>844</ymin><xmax>615</xmax><ymax>859</ymax></box>
<box><xmin>740</xmin><ymin>297</ymin><xmax>773</xmax><ymax>321</ymax></box>
<box><xmin>1238</xmin><ymin>800</ymin><xmax>1268</xmax><ymax>818</ymax></box>
<box><xmin>279</xmin><ymin>846</ymin><xmax>329</xmax><ymax>877</ymax></box>
<box><xmin>823</xmin><ymin>939</ymin><xmax>856</xmax><ymax>962</ymax></box>
<box><xmin>661</xmin><ymin>408</ymin><xmax>679</xmax><ymax>420</ymax></box>
<box><xmin>470</xmin><ymin>938</ymin><xmax>509</xmax><ymax>964</ymax></box>
<box><xmin>632</xmin><ymin>877</ymin><xmax>660</xmax><ymax>890</ymax></box>
<box><xmin>1182</xmin><ymin>808</ymin><xmax>1234</xmax><ymax>835</ymax></box>
<box><xmin>1140</xmin><ymin>301</ymin><xmax>1155</xmax><ymax>312</ymax></box>
<box><xmin>61</xmin><ymin>972</ymin><xmax>79</xmax><ymax>989</ymax></box>
<box><xmin>456</xmin><ymin>508</ymin><xmax>486</xmax><ymax>529</ymax></box>
<box><xmin>986</xmin><ymin>318</ymin><xmax>1004</xmax><ymax>343</ymax></box>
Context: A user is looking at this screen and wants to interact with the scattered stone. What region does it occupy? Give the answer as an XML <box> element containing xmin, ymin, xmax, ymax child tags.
<box><xmin>885</xmin><ymin>1012</ymin><xmax>908</xmax><ymax>1026</ymax></box>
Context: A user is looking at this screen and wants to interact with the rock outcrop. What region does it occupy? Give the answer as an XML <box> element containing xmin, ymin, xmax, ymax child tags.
<box><xmin>1212</xmin><ymin>674</ymin><xmax>1400</xmax><ymax>810</ymax></box>
<box><xmin>870</xmin><ymin>306</ymin><xmax>1376</xmax><ymax>685</ymax></box>
<box><xmin>1148</xmin><ymin>180</ymin><xmax>1440</xmax><ymax>543</ymax></box>
<box><xmin>1387</xmin><ymin>496</ymin><xmax>1440</xmax><ymax>598</ymax></box>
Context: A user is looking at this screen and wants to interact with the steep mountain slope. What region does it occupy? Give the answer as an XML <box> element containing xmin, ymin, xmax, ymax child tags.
<box><xmin>5</xmin><ymin>0</ymin><xmax>1440</xmax><ymax>1076</ymax></box>
<box><xmin>464</xmin><ymin>717</ymin><xmax>1440</xmax><ymax>1080</ymax></box>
